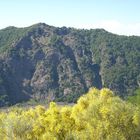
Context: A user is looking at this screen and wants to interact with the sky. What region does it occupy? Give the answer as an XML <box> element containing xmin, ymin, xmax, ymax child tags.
<box><xmin>0</xmin><ymin>0</ymin><xmax>140</xmax><ymax>36</ymax></box>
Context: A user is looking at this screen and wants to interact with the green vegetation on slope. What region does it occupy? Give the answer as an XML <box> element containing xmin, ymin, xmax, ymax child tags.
<box><xmin>0</xmin><ymin>23</ymin><xmax>140</xmax><ymax>106</ymax></box>
<box><xmin>0</xmin><ymin>26</ymin><xmax>34</xmax><ymax>53</ymax></box>
<box><xmin>127</xmin><ymin>88</ymin><xmax>140</xmax><ymax>106</ymax></box>
<box><xmin>90</xmin><ymin>31</ymin><xmax>140</xmax><ymax>97</ymax></box>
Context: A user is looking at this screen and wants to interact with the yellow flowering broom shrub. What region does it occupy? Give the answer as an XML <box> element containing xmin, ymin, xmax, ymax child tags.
<box><xmin>0</xmin><ymin>88</ymin><xmax>140</xmax><ymax>140</ymax></box>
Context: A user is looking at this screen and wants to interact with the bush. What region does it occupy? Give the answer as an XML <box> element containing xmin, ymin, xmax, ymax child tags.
<box><xmin>0</xmin><ymin>88</ymin><xmax>140</xmax><ymax>139</ymax></box>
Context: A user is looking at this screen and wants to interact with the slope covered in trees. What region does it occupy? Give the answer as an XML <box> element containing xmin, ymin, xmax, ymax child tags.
<box><xmin>0</xmin><ymin>88</ymin><xmax>140</xmax><ymax>140</ymax></box>
<box><xmin>0</xmin><ymin>23</ymin><xmax>140</xmax><ymax>106</ymax></box>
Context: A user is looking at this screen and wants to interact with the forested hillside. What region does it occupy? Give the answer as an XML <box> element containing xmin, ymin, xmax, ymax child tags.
<box><xmin>0</xmin><ymin>23</ymin><xmax>140</xmax><ymax>106</ymax></box>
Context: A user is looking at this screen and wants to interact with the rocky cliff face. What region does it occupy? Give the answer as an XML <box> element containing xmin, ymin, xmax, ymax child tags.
<box><xmin>0</xmin><ymin>23</ymin><xmax>140</xmax><ymax>106</ymax></box>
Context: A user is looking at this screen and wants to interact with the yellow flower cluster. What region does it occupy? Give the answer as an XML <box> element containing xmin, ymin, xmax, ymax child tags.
<box><xmin>0</xmin><ymin>88</ymin><xmax>140</xmax><ymax>140</ymax></box>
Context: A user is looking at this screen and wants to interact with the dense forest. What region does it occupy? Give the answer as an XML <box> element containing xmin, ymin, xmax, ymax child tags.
<box><xmin>0</xmin><ymin>88</ymin><xmax>140</xmax><ymax>140</ymax></box>
<box><xmin>0</xmin><ymin>23</ymin><xmax>140</xmax><ymax>106</ymax></box>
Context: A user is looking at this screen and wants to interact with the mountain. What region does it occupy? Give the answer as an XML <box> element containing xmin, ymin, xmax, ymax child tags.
<box><xmin>0</xmin><ymin>23</ymin><xmax>140</xmax><ymax>106</ymax></box>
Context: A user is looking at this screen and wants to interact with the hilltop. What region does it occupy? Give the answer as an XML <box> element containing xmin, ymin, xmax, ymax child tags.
<box><xmin>0</xmin><ymin>23</ymin><xmax>140</xmax><ymax>106</ymax></box>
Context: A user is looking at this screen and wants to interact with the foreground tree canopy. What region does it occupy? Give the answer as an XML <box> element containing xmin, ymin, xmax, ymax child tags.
<box><xmin>0</xmin><ymin>88</ymin><xmax>140</xmax><ymax>140</ymax></box>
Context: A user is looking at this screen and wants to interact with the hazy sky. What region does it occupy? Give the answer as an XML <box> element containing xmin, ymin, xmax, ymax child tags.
<box><xmin>0</xmin><ymin>0</ymin><xmax>140</xmax><ymax>35</ymax></box>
